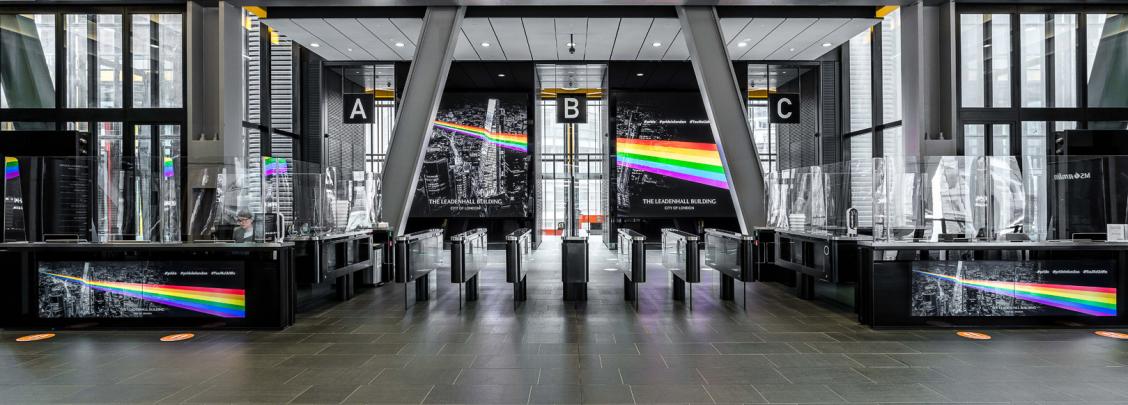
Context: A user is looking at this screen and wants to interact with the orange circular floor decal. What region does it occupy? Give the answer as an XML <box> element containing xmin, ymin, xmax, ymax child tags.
<box><xmin>160</xmin><ymin>333</ymin><xmax>195</xmax><ymax>342</ymax></box>
<box><xmin>16</xmin><ymin>333</ymin><xmax>56</xmax><ymax>342</ymax></box>
<box><xmin>956</xmin><ymin>331</ymin><xmax>992</xmax><ymax>340</ymax></box>
<box><xmin>1095</xmin><ymin>331</ymin><xmax>1128</xmax><ymax>340</ymax></box>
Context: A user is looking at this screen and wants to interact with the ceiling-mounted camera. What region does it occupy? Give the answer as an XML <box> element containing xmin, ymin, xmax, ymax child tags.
<box><xmin>568</xmin><ymin>34</ymin><xmax>576</xmax><ymax>55</ymax></box>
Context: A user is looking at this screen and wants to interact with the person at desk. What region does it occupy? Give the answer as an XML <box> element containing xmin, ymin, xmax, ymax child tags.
<box><xmin>233</xmin><ymin>211</ymin><xmax>255</xmax><ymax>243</ymax></box>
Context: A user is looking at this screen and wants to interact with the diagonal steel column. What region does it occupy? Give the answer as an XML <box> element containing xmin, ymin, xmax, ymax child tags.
<box><xmin>677</xmin><ymin>6</ymin><xmax>766</xmax><ymax>233</ymax></box>
<box><xmin>380</xmin><ymin>6</ymin><xmax>465</xmax><ymax>235</ymax></box>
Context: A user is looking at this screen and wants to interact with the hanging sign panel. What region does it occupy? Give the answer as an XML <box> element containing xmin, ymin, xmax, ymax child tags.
<box><xmin>556</xmin><ymin>94</ymin><xmax>588</xmax><ymax>124</ymax></box>
<box><xmin>768</xmin><ymin>93</ymin><xmax>800</xmax><ymax>124</ymax></box>
<box><xmin>343</xmin><ymin>93</ymin><xmax>375</xmax><ymax>124</ymax></box>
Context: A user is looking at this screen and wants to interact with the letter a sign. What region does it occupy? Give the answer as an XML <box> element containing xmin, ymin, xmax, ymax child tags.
<box><xmin>768</xmin><ymin>93</ymin><xmax>800</xmax><ymax>124</ymax></box>
<box><xmin>556</xmin><ymin>94</ymin><xmax>587</xmax><ymax>124</ymax></box>
<box><xmin>343</xmin><ymin>93</ymin><xmax>374</xmax><ymax>124</ymax></box>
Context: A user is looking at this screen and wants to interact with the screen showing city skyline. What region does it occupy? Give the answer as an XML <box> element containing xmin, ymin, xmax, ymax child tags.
<box><xmin>410</xmin><ymin>93</ymin><xmax>530</xmax><ymax>218</ymax></box>
<box><xmin>614</xmin><ymin>92</ymin><xmax>735</xmax><ymax>218</ymax></box>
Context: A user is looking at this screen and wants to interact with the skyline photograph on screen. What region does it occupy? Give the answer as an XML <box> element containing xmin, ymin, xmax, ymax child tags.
<box><xmin>411</xmin><ymin>93</ymin><xmax>530</xmax><ymax>218</ymax></box>
<box><xmin>614</xmin><ymin>92</ymin><xmax>735</xmax><ymax>218</ymax></box>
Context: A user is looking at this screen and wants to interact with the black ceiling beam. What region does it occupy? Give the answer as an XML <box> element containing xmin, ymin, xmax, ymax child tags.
<box><xmin>266</xmin><ymin>6</ymin><xmax>426</xmax><ymax>19</ymax></box>
<box><xmin>466</xmin><ymin>6</ymin><xmax>677</xmax><ymax>18</ymax></box>
<box><xmin>716</xmin><ymin>6</ymin><xmax>877</xmax><ymax>19</ymax></box>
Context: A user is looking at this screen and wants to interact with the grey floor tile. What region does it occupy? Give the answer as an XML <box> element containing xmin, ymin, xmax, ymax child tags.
<box><xmin>752</xmin><ymin>383</ymin><xmax>846</xmax><ymax>403</ymax></box>
<box><xmin>827</xmin><ymin>383</ymin><xmax>949</xmax><ymax>403</ymax></box>
<box><xmin>344</xmin><ymin>384</ymin><xmax>435</xmax><ymax>404</ymax></box>
<box><xmin>714</xmin><ymin>342</ymin><xmax>799</xmax><ymax>354</ymax></box>
<box><xmin>630</xmin><ymin>384</ymin><xmax>713</xmax><ymax>404</ymax></box>
<box><xmin>183</xmin><ymin>383</ymin><xmax>311</xmax><ymax>403</ymax></box>
<box><xmin>423</xmin><ymin>384</ymin><xmax>531</xmax><ymax>404</ymax></box>
<box><xmin>705</xmin><ymin>384</ymin><xmax>768</xmax><ymax>403</ymax></box>
<box><xmin>777</xmin><ymin>367</ymin><xmax>873</xmax><ymax>384</ymax></box>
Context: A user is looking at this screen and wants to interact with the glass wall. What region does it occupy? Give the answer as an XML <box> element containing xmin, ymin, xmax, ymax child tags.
<box><xmin>959</xmin><ymin>9</ymin><xmax>1128</xmax><ymax>152</ymax></box>
<box><xmin>0</xmin><ymin>7</ymin><xmax>186</xmax><ymax>241</ymax></box>
<box><xmin>842</xmin><ymin>7</ymin><xmax>904</xmax><ymax>160</ymax></box>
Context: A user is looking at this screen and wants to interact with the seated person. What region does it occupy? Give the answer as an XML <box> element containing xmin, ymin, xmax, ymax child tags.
<box><xmin>233</xmin><ymin>211</ymin><xmax>256</xmax><ymax>243</ymax></box>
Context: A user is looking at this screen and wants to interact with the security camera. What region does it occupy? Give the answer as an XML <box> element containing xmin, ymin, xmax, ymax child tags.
<box><xmin>569</xmin><ymin>45</ymin><xmax>576</xmax><ymax>55</ymax></box>
<box><xmin>568</xmin><ymin>33</ymin><xmax>576</xmax><ymax>55</ymax></box>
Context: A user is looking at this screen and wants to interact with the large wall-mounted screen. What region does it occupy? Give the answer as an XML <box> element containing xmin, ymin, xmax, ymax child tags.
<box><xmin>38</xmin><ymin>261</ymin><xmax>246</xmax><ymax>319</ymax></box>
<box><xmin>411</xmin><ymin>93</ymin><xmax>530</xmax><ymax>218</ymax></box>
<box><xmin>911</xmin><ymin>260</ymin><xmax>1117</xmax><ymax>317</ymax></box>
<box><xmin>614</xmin><ymin>92</ymin><xmax>734</xmax><ymax>218</ymax></box>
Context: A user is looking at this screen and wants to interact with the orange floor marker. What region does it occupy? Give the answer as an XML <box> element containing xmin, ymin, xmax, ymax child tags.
<box><xmin>956</xmin><ymin>331</ymin><xmax>992</xmax><ymax>340</ymax></box>
<box><xmin>1095</xmin><ymin>331</ymin><xmax>1128</xmax><ymax>340</ymax></box>
<box><xmin>16</xmin><ymin>333</ymin><xmax>56</xmax><ymax>342</ymax></box>
<box><xmin>160</xmin><ymin>333</ymin><xmax>195</xmax><ymax>342</ymax></box>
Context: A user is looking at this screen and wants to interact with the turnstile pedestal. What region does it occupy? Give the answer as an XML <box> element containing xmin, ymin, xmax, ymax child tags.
<box><xmin>562</xmin><ymin>236</ymin><xmax>589</xmax><ymax>301</ymax></box>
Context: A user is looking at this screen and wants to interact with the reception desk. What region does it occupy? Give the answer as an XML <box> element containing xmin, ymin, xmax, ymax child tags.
<box><xmin>773</xmin><ymin>230</ymin><xmax>866</xmax><ymax>299</ymax></box>
<box><xmin>0</xmin><ymin>242</ymin><xmax>295</xmax><ymax>329</ymax></box>
<box><xmin>858</xmin><ymin>240</ymin><xmax>1128</xmax><ymax>328</ymax></box>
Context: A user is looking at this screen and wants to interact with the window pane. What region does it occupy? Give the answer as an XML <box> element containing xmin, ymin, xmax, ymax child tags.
<box><xmin>881</xmin><ymin>125</ymin><xmax>903</xmax><ymax>159</ymax></box>
<box><xmin>964</xmin><ymin>124</ymin><xmax>986</xmax><ymax>156</ymax></box>
<box><xmin>1021</xmin><ymin>121</ymin><xmax>1047</xmax><ymax>157</ymax></box>
<box><xmin>243</xmin><ymin>11</ymin><xmax>261</xmax><ymax>123</ymax></box>
<box><xmin>847</xmin><ymin>133</ymin><xmax>873</xmax><ymax>228</ymax></box>
<box><xmin>848</xmin><ymin>30</ymin><xmax>872</xmax><ymax>131</ymax></box>
<box><xmin>0</xmin><ymin>15</ymin><xmax>56</xmax><ymax>108</ymax></box>
<box><xmin>881</xmin><ymin>8</ymin><xmax>902</xmax><ymax>124</ymax></box>
<box><xmin>66</xmin><ymin>14</ymin><xmax>123</xmax><ymax>108</ymax></box>
<box><xmin>960</xmin><ymin>14</ymin><xmax>985</xmax><ymax>107</ymax></box>
<box><xmin>847</xmin><ymin>132</ymin><xmax>872</xmax><ymax>161</ymax></box>
<box><xmin>991</xmin><ymin>124</ymin><xmax>1010</xmax><ymax>156</ymax></box>
<box><xmin>131</xmin><ymin>14</ymin><xmax>183</xmax><ymax>108</ymax></box>
<box><xmin>270</xmin><ymin>32</ymin><xmax>294</xmax><ymax>132</ymax></box>
<box><xmin>989</xmin><ymin>14</ymin><xmax>1012</xmax><ymax>108</ymax></box>
<box><xmin>1021</xmin><ymin>14</ymin><xmax>1079</xmax><ymax>108</ymax></box>
<box><xmin>1087</xmin><ymin>14</ymin><xmax>1128</xmax><ymax>107</ymax></box>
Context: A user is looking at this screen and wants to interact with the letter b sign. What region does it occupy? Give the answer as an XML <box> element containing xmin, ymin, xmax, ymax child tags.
<box><xmin>343</xmin><ymin>93</ymin><xmax>374</xmax><ymax>124</ymax></box>
<box><xmin>768</xmin><ymin>93</ymin><xmax>800</xmax><ymax>124</ymax></box>
<box><xmin>556</xmin><ymin>94</ymin><xmax>587</xmax><ymax>124</ymax></box>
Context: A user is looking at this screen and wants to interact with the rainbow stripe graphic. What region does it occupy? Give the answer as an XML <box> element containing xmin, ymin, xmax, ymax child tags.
<box><xmin>432</xmin><ymin>120</ymin><xmax>528</xmax><ymax>152</ymax></box>
<box><xmin>162</xmin><ymin>157</ymin><xmax>175</xmax><ymax>178</ymax></box>
<box><xmin>4</xmin><ymin>157</ymin><xmax>18</xmax><ymax>180</ymax></box>
<box><xmin>616</xmin><ymin>138</ymin><xmax>729</xmax><ymax>189</ymax></box>
<box><xmin>263</xmin><ymin>156</ymin><xmax>289</xmax><ymax>177</ymax></box>
<box><xmin>915</xmin><ymin>270</ymin><xmax>1117</xmax><ymax>317</ymax></box>
<box><xmin>44</xmin><ymin>272</ymin><xmax>246</xmax><ymax>318</ymax></box>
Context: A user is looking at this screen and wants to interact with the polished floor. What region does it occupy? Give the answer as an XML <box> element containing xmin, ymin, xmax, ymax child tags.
<box><xmin>3</xmin><ymin>236</ymin><xmax>1128</xmax><ymax>404</ymax></box>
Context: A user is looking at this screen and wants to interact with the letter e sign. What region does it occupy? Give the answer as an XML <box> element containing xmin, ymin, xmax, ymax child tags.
<box><xmin>556</xmin><ymin>94</ymin><xmax>587</xmax><ymax>124</ymax></box>
<box><xmin>343</xmin><ymin>94</ymin><xmax>374</xmax><ymax>124</ymax></box>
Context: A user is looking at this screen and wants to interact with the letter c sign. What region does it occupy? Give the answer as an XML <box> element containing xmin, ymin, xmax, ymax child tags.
<box><xmin>768</xmin><ymin>93</ymin><xmax>800</xmax><ymax>124</ymax></box>
<box><xmin>556</xmin><ymin>94</ymin><xmax>587</xmax><ymax>124</ymax></box>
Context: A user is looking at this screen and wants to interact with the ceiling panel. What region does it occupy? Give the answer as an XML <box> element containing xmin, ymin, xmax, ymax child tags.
<box><xmin>585</xmin><ymin>18</ymin><xmax>619</xmax><ymax>61</ymax></box>
<box><xmin>663</xmin><ymin>30</ymin><xmax>688</xmax><ymax>61</ymax></box>
<box><xmin>794</xmin><ymin>17</ymin><xmax>877</xmax><ymax>60</ymax></box>
<box><xmin>636</xmin><ymin>19</ymin><xmax>679</xmax><ymax>60</ymax></box>
<box><xmin>266</xmin><ymin>16</ymin><xmax>877</xmax><ymax>62</ymax></box>
<box><xmin>766</xmin><ymin>18</ymin><xmax>848</xmax><ymax>60</ymax></box>
<box><xmin>522</xmin><ymin>18</ymin><xmax>557</xmax><ymax>60</ymax></box>
<box><xmin>453</xmin><ymin>30</ymin><xmax>480</xmax><ymax>60</ymax></box>
<box><xmin>331</xmin><ymin>18</ymin><xmax>398</xmax><ymax>60</ymax></box>
<box><xmin>461</xmin><ymin>18</ymin><xmax>505</xmax><ymax>60</ymax></box>
<box><xmin>609</xmin><ymin>18</ymin><xmax>652</xmax><ymax>60</ymax></box>
<box><xmin>744</xmin><ymin>18</ymin><xmax>816</xmax><ymax>60</ymax></box>
<box><xmin>490</xmin><ymin>18</ymin><xmax>532</xmax><ymax>60</ymax></box>
<box><xmin>728</xmin><ymin>18</ymin><xmax>783</xmax><ymax>60</ymax></box>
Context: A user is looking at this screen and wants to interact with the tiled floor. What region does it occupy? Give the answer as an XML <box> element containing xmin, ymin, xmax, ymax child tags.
<box><xmin>3</xmin><ymin>236</ymin><xmax>1128</xmax><ymax>404</ymax></box>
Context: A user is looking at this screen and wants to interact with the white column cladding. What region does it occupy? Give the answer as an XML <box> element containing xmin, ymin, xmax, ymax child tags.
<box><xmin>380</xmin><ymin>7</ymin><xmax>466</xmax><ymax>235</ymax></box>
<box><xmin>677</xmin><ymin>6</ymin><xmax>766</xmax><ymax>232</ymax></box>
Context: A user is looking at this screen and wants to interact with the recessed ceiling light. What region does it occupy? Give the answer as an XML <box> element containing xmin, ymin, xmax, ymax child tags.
<box><xmin>652</xmin><ymin>42</ymin><xmax>662</xmax><ymax>47</ymax></box>
<box><xmin>822</xmin><ymin>42</ymin><xmax>832</xmax><ymax>47</ymax></box>
<box><xmin>310</xmin><ymin>43</ymin><xmax>320</xmax><ymax>48</ymax></box>
<box><xmin>789</xmin><ymin>47</ymin><xmax>796</xmax><ymax>52</ymax></box>
<box><xmin>347</xmin><ymin>48</ymin><xmax>353</xmax><ymax>52</ymax></box>
<box><xmin>394</xmin><ymin>42</ymin><xmax>405</xmax><ymax>47</ymax></box>
<box><xmin>566</xmin><ymin>42</ymin><xmax>575</xmax><ymax>47</ymax></box>
<box><xmin>636</xmin><ymin>73</ymin><xmax>644</xmax><ymax>77</ymax></box>
<box><xmin>737</xmin><ymin>42</ymin><xmax>748</xmax><ymax>47</ymax></box>
<box><xmin>497</xmin><ymin>73</ymin><xmax>506</xmax><ymax>77</ymax></box>
<box><xmin>481</xmin><ymin>42</ymin><xmax>490</xmax><ymax>47</ymax></box>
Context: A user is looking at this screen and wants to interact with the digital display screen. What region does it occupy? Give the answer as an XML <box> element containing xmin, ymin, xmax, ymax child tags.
<box><xmin>911</xmin><ymin>260</ymin><xmax>1117</xmax><ymax>317</ymax></box>
<box><xmin>411</xmin><ymin>93</ymin><xmax>530</xmax><ymax>218</ymax></box>
<box><xmin>614</xmin><ymin>92</ymin><xmax>735</xmax><ymax>218</ymax></box>
<box><xmin>38</xmin><ymin>261</ymin><xmax>246</xmax><ymax>319</ymax></box>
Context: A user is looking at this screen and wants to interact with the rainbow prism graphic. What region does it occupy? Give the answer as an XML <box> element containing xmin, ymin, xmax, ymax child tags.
<box><xmin>4</xmin><ymin>157</ymin><xmax>18</xmax><ymax>180</ymax></box>
<box><xmin>915</xmin><ymin>270</ymin><xmax>1117</xmax><ymax>317</ymax></box>
<box><xmin>43</xmin><ymin>272</ymin><xmax>246</xmax><ymax>318</ymax></box>
<box><xmin>162</xmin><ymin>157</ymin><xmax>175</xmax><ymax>178</ymax></box>
<box><xmin>263</xmin><ymin>156</ymin><xmax>289</xmax><ymax>177</ymax></box>
<box><xmin>432</xmin><ymin>120</ymin><xmax>528</xmax><ymax>152</ymax></box>
<box><xmin>616</xmin><ymin>138</ymin><xmax>729</xmax><ymax>189</ymax></box>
